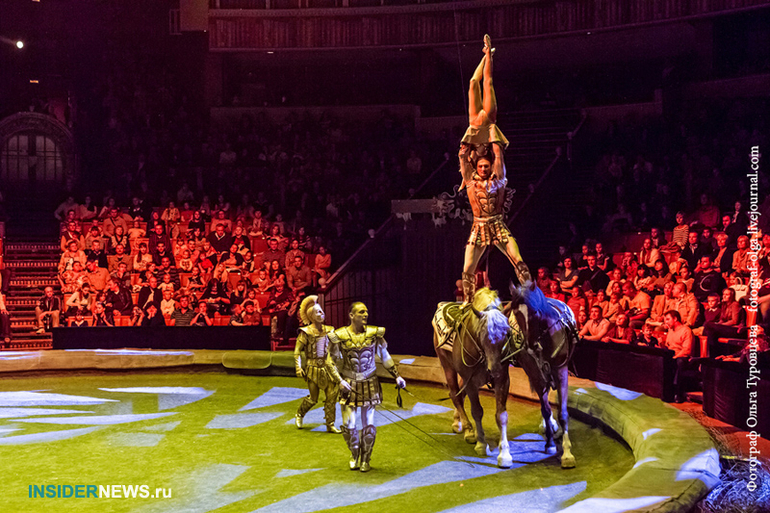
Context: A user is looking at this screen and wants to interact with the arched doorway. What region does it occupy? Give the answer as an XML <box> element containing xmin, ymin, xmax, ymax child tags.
<box><xmin>0</xmin><ymin>112</ymin><xmax>76</xmax><ymax>193</ymax></box>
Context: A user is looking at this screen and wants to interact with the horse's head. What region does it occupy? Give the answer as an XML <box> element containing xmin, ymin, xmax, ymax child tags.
<box><xmin>470</xmin><ymin>288</ymin><xmax>510</xmax><ymax>348</ymax></box>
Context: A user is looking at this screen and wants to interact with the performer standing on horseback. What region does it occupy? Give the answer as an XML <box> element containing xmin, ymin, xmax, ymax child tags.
<box><xmin>459</xmin><ymin>34</ymin><xmax>531</xmax><ymax>303</ymax></box>
<box><xmin>328</xmin><ymin>302</ymin><xmax>406</xmax><ymax>472</ymax></box>
<box><xmin>294</xmin><ymin>295</ymin><xmax>342</xmax><ymax>433</ymax></box>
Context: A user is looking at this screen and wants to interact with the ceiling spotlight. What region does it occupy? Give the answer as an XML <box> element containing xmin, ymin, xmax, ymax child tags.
<box><xmin>16</xmin><ymin>40</ymin><xmax>24</xmax><ymax>49</ymax></box>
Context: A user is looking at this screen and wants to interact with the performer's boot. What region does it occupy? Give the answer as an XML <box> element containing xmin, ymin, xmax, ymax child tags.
<box><xmin>461</xmin><ymin>272</ymin><xmax>476</xmax><ymax>304</ymax></box>
<box><xmin>295</xmin><ymin>396</ymin><xmax>315</xmax><ymax>429</ymax></box>
<box><xmin>341</xmin><ymin>426</ymin><xmax>360</xmax><ymax>470</ymax></box>
<box><xmin>324</xmin><ymin>402</ymin><xmax>341</xmax><ymax>434</ymax></box>
<box><xmin>515</xmin><ymin>261</ymin><xmax>532</xmax><ymax>286</ymax></box>
<box><xmin>360</xmin><ymin>425</ymin><xmax>377</xmax><ymax>472</ymax></box>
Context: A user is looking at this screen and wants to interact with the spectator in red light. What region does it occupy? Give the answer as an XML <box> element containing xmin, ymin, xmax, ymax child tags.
<box><xmin>602</xmin><ymin>313</ymin><xmax>633</xmax><ymax>344</ymax></box>
<box><xmin>663</xmin><ymin>310</ymin><xmax>693</xmax><ymax>402</ymax></box>
<box><xmin>638</xmin><ymin>238</ymin><xmax>660</xmax><ymax>268</ymax></box>
<box><xmin>622</xmin><ymin>281</ymin><xmax>650</xmax><ymax>329</ymax></box>
<box><xmin>579</xmin><ymin>305</ymin><xmax>610</xmax><ymax>341</ymax></box>
<box><xmin>133</xmin><ymin>243</ymin><xmax>153</xmax><ymax>274</ymax></box>
<box><xmin>191</xmin><ymin>301</ymin><xmax>213</xmax><ymax>327</ymax></box>
<box><xmin>92</xmin><ymin>302</ymin><xmax>114</xmax><ymax>327</ymax></box>
<box><xmin>141</xmin><ymin>303</ymin><xmax>166</xmax><ymax>327</ymax></box>
<box><xmin>148</xmin><ymin>224</ymin><xmax>171</xmax><ymax>255</ymax></box>
<box><xmin>567</xmin><ymin>286</ymin><xmax>587</xmax><ymax>318</ymax></box>
<box><xmin>731</xmin><ymin>235</ymin><xmax>751</xmax><ymax>278</ymax></box>
<box><xmin>546</xmin><ymin>280</ymin><xmax>566</xmax><ymax>302</ymax></box>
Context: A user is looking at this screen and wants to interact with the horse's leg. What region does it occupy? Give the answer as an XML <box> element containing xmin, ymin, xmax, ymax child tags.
<box><xmin>557</xmin><ymin>365</ymin><xmax>576</xmax><ymax>468</ymax></box>
<box><xmin>521</xmin><ymin>354</ymin><xmax>556</xmax><ymax>455</ymax></box>
<box><xmin>466</xmin><ymin>379</ymin><xmax>489</xmax><ymax>456</ymax></box>
<box><xmin>494</xmin><ymin>370</ymin><xmax>512</xmax><ymax>468</ymax></box>
<box><xmin>440</xmin><ymin>348</ymin><xmax>470</xmax><ymax>437</ymax></box>
<box><xmin>540</xmin><ymin>388</ymin><xmax>557</xmax><ymax>455</ymax></box>
<box><xmin>539</xmin><ymin>413</ymin><xmax>560</xmax><ymax>438</ymax></box>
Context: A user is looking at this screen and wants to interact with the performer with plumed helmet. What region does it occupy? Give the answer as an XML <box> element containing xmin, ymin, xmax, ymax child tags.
<box><xmin>294</xmin><ymin>295</ymin><xmax>342</xmax><ymax>433</ymax></box>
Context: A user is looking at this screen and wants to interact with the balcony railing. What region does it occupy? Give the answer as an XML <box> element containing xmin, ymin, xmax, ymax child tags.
<box><xmin>209</xmin><ymin>0</ymin><xmax>770</xmax><ymax>50</ymax></box>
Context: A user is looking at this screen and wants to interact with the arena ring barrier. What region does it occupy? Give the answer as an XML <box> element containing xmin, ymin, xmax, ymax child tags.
<box><xmin>0</xmin><ymin>349</ymin><xmax>719</xmax><ymax>512</ymax></box>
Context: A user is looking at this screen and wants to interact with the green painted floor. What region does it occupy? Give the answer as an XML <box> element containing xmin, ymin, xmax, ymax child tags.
<box><xmin>0</xmin><ymin>371</ymin><xmax>634</xmax><ymax>512</ymax></box>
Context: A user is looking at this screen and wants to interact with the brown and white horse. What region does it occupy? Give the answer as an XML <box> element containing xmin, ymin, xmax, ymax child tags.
<box><xmin>508</xmin><ymin>282</ymin><xmax>578</xmax><ymax>468</ymax></box>
<box><xmin>432</xmin><ymin>288</ymin><xmax>514</xmax><ymax>468</ymax></box>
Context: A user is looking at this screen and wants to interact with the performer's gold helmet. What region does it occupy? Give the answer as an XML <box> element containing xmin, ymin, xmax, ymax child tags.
<box><xmin>299</xmin><ymin>295</ymin><xmax>320</xmax><ymax>326</ymax></box>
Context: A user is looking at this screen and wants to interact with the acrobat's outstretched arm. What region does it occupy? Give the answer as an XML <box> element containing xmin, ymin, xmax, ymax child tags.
<box><xmin>491</xmin><ymin>142</ymin><xmax>506</xmax><ymax>181</ymax></box>
<box><xmin>458</xmin><ymin>144</ymin><xmax>475</xmax><ymax>190</ymax></box>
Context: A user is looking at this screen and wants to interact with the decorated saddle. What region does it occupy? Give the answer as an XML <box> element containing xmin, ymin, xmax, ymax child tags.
<box><xmin>433</xmin><ymin>301</ymin><xmax>525</xmax><ymax>362</ymax></box>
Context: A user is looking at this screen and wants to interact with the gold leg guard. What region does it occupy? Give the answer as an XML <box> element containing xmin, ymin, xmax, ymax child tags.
<box><xmin>515</xmin><ymin>261</ymin><xmax>532</xmax><ymax>285</ymax></box>
<box><xmin>295</xmin><ymin>396</ymin><xmax>315</xmax><ymax>429</ymax></box>
<box><xmin>360</xmin><ymin>425</ymin><xmax>377</xmax><ymax>472</ymax></box>
<box><xmin>341</xmin><ymin>426</ymin><xmax>360</xmax><ymax>470</ymax></box>
<box><xmin>324</xmin><ymin>402</ymin><xmax>341</xmax><ymax>433</ymax></box>
<box><xmin>461</xmin><ymin>272</ymin><xmax>477</xmax><ymax>304</ymax></box>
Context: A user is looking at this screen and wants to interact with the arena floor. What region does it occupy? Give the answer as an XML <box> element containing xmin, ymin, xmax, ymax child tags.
<box><xmin>0</xmin><ymin>371</ymin><xmax>634</xmax><ymax>512</ymax></box>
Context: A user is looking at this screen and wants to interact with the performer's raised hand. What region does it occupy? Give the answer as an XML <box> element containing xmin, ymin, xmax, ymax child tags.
<box><xmin>396</xmin><ymin>377</ymin><xmax>406</xmax><ymax>389</ymax></box>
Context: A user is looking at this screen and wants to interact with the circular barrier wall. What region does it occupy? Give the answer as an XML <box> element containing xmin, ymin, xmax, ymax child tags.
<box><xmin>0</xmin><ymin>349</ymin><xmax>719</xmax><ymax>512</ymax></box>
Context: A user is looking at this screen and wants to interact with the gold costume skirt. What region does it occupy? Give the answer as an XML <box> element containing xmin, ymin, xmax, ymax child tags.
<box><xmin>468</xmin><ymin>215</ymin><xmax>511</xmax><ymax>247</ymax></box>
<box><xmin>339</xmin><ymin>375</ymin><xmax>382</xmax><ymax>407</ymax></box>
<box><xmin>461</xmin><ymin>119</ymin><xmax>509</xmax><ymax>149</ymax></box>
<box><xmin>306</xmin><ymin>362</ymin><xmax>333</xmax><ymax>390</ymax></box>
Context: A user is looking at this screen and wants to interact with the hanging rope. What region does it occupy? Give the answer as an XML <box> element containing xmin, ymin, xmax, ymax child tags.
<box><xmin>452</xmin><ymin>6</ymin><xmax>468</xmax><ymax>115</ymax></box>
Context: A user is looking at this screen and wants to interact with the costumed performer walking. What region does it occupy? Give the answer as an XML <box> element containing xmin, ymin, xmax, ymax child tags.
<box><xmin>328</xmin><ymin>302</ymin><xmax>406</xmax><ymax>472</ymax></box>
<box><xmin>294</xmin><ymin>295</ymin><xmax>342</xmax><ymax>433</ymax></box>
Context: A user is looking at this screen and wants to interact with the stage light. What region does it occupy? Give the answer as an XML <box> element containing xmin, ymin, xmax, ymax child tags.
<box><xmin>16</xmin><ymin>40</ymin><xmax>24</xmax><ymax>49</ymax></box>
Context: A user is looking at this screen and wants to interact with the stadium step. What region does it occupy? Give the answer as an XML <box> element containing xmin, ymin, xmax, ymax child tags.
<box><xmin>3</xmin><ymin>231</ymin><xmax>62</xmax><ymax>352</ymax></box>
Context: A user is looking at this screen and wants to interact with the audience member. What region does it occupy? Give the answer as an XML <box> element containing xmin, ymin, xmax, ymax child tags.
<box><xmin>266</xmin><ymin>280</ymin><xmax>297</xmax><ymax>344</ymax></box>
<box><xmin>86</xmin><ymin>240</ymin><xmax>109</xmax><ymax>269</ymax></box>
<box><xmin>638</xmin><ymin>239</ymin><xmax>661</xmax><ymax>268</ymax></box>
<box><xmin>0</xmin><ymin>292</ymin><xmax>11</xmax><ymax>344</ymax></box>
<box><xmin>84</xmin><ymin>259</ymin><xmax>110</xmax><ymax>292</ymax></box>
<box><xmin>635</xmin><ymin>322</ymin><xmax>659</xmax><ymax>347</ymax></box>
<box><xmin>191</xmin><ymin>301</ymin><xmax>214</xmax><ymax>327</ymax></box>
<box><xmin>663</xmin><ymin>310</ymin><xmax>693</xmax><ymax>403</ymax></box>
<box><xmin>104</xmin><ymin>280</ymin><xmax>133</xmax><ymax>316</ymax></box>
<box><xmin>91</xmin><ymin>302</ymin><xmax>114</xmax><ymax>327</ymax></box>
<box><xmin>622</xmin><ymin>282</ymin><xmax>651</xmax><ymax>329</ymax></box>
<box><xmin>672</xmin><ymin>282</ymin><xmax>700</xmax><ymax>329</ymax></box>
<box><xmin>566</xmin><ymin>286</ymin><xmax>587</xmax><ymax>318</ymax></box>
<box><xmin>141</xmin><ymin>303</ymin><xmax>166</xmax><ymax>327</ymax></box>
<box><xmin>35</xmin><ymin>286</ymin><xmax>62</xmax><ymax>334</ymax></box>
<box><xmin>59</xmin><ymin>241</ymin><xmax>87</xmax><ymax>274</ymax></box>
<box><xmin>704</xmin><ymin>288</ymin><xmax>745</xmax><ymax>357</ymax></box>
<box><xmin>287</xmin><ymin>255</ymin><xmax>312</xmax><ymax>296</ymax></box>
<box><xmin>579</xmin><ymin>305</ymin><xmax>610</xmax><ymax>341</ymax></box>
<box><xmin>602</xmin><ymin>313</ymin><xmax>634</xmax><ymax>344</ymax></box>
<box><xmin>242</xmin><ymin>301</ymin><xmax>262</xmax><ymax>326</ymax></box>
<box><xmin>681</xmin><ymin>231</ymin><xmax>706</xmax><ymax>271</ymax></box>
<box><xmin>170</xmin><ymin>296</ymin><xmax>195</xmax><ymax>326</ymax></box>
<box><xmin>692</xmin><ymin>256</ymin><xmax>726</xmax><ymax>302</ymax></box>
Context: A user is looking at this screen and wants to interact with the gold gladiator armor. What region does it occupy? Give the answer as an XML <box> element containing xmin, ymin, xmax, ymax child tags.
<box><xmin>466</xmin><ymin>173</ymin><xmax>511</xmax><ymax>247</ymax></box>
<box><xmin>294</xmin><ymin>323</ymin><xmax>341</xmax><ymax>433</ymax></box>
<box><xmin>329</xmin><ymin>324</ymin><xmax>401</xmax><ymax>472</ymax></box>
